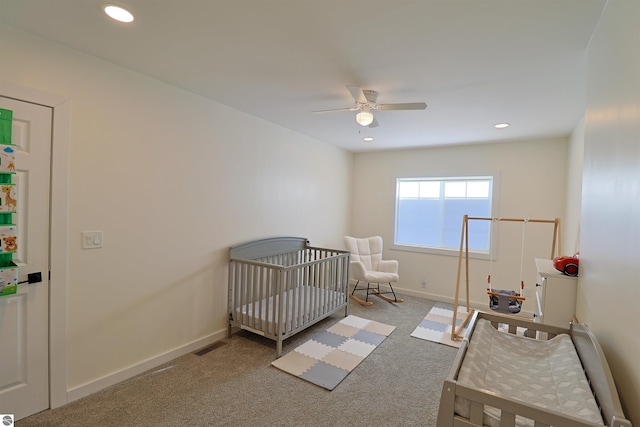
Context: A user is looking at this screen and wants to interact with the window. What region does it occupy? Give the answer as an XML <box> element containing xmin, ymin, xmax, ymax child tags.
<box><xmin>394</xmin><ymin>176</ymin><xmax>494</xmax><ymax>254</ymax></box>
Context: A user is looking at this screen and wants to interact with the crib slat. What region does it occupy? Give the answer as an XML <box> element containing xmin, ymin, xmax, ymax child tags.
<box><xmin>314</xmin><ymin>252</ymin><xmax>321</xmax><ymax>317</ymax></box>
<box><xmin>315</xmin><ymin>253</ymin><xmax>322</xmax><ymax>315</ymax></box>
<box><xmin>316</xmin><ymin>261</ymin><xmax>321</xmax><ymax>316</ymax></box>
<box><xmin>469</xmin><ymin>402</ymin><xmax>484</xmax><ymax>425</ymax></box>
<box><xmin>306</xmin><ymin>255</ymin><xmax>313</xmax><ymax>322</ymax></box>
<box><xmin>239</xmin><ymin>263</ymin><xmax>247</xmax><ymax>325</ymax></box>
<box><xmin>500</xmin><ymin>411</ymin><xmax>516</xmax><ymax>426</ymax></box>
<box><xmin>264</xmin><ymin>267</ymin><xmax>271</xmax><ymax>334</ymax></box>
<box><xmin>258</xmin><ymin>265</ymin><xmax>265</xmax><ymax>331</ymax></box>
<box><xmin>276</xmin><ymin>268</ymin><xmax>285</xmax><ymax>337</ymax></box>
<box><xmin>272</xmin><ymin>269</ymin><xmax>278</xmax><ymax>334</ymax></box>
<box><xmin>284</xmin><ymin>268</ymin><xmax>290</xmax><ymax>333</ymax></box>
<box><xmin>323</xmin><ymin>253</ymin><xmax>331</xmax><ymax>311</ymax></box>
<box><xmin>256</xmin><ymin>265</ymin><xmax>262</xmax><ymax>329</ymax></box>
<box><xmin>295</xmin><ymin>265</ymin><xmax>303</xmax><ymax>328</ymax></box>
<box><xmin>228</xmin><ymin>261</ymin><xmax>236</xmax><ymax>328</ymax></box>
<box><xmin>251</xmin><ymin>264</ymin><xmax>258</xmax><ymax>329</ymax></box>
<box><xmin>311</xmin><ymin>250</ymin><xmax>318</xmax><ymax>318</ymax></box>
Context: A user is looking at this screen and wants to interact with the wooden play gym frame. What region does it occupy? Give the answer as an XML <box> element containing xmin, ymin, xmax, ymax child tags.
<box><xmin>450</xmin><ymin>214</ymin><xmax>561</xmax><ymax>341</ymax></box>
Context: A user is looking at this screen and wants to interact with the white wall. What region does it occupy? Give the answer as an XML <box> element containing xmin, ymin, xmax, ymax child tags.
<box><xmin>564</xmin><ymin>118</ymin><xmax>585</xmax><ymax>255</ymax></box>
<box><xmin>1</xmin><ymin>26</ymin><xmax>352</xmax><ymax>397</ymax></box>
<box><xmin>580</xmin><ymin>0</ymin><xmax>640</xmax><ymax>423</ymax></box>
<box><xmin>350</xmin><ymin>138</ymin><xmax>569</xmax><ymax>312</ymax></box>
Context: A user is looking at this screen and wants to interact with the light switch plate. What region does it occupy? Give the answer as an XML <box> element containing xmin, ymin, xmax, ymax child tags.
<box><xmin>82</xmin><ymin>231</ymin><xmax>103</xmax><ymax>249</ymax></box>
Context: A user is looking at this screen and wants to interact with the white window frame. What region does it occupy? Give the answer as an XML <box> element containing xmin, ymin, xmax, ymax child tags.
<box><xmin>392</xmin><ymin>175</ymin><xmax>499</xmax><ymax>258</ymax></box>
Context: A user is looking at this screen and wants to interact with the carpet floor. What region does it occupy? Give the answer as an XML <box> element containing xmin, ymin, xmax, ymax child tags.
<box><xmin>17</xmin><ymin>295</ymin><xmax>458</xmax><ymax>427</ymax></box>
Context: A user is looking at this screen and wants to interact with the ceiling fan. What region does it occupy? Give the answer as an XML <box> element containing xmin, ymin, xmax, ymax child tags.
<box><xmin>312</xmin><ymin>85</ymin><xmax>427</xmax><ymax>128</ymax></box>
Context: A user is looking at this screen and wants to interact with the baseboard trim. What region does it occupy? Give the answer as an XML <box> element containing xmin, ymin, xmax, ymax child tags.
<box><xmin>349</xmin><ymin>281</ymin><xmax>479</xmax><ymax>308</ymax></box>
<box><xmin>66</xmin><ymin>329</ymin><xmax>228</xmax><ymax>403</ymax></box>
<box><xmin>393</xmin><ymin>286</ymin><xmax>535</xmax><ymax>318</ymax></box>
<box><xmin>392</xmin><ymin>286</ymin><xmax>482</xmax><ymax>307</ymax></box>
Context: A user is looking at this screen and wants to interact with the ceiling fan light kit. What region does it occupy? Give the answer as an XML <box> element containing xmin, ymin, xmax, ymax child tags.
<box><xmin>355</xmin><ymin>110</ymin><xmax>374</xmax><ymax>126</ymax></box>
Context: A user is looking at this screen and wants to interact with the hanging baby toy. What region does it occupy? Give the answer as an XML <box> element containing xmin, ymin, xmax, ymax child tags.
<box><xmin>486</xmin><ymin>217</ymin><xmax>527</xmax><ymax>314</ymax></box>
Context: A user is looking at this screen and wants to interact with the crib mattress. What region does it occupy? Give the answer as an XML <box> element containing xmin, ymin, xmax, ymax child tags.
<box><xmin>234</xmin><ymin>285</ymin><xmax>346</xmax><ymax>335</ymax></box>
<box><xmin>455</xmin><ymin>319</ymin><xmax>604</xmax><ymax>427</ymax></box>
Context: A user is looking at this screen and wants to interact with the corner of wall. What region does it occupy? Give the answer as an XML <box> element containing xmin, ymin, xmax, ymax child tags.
<box><xmin>563</xmin><ymin>118</ymin><xmax>585</xmax><ymax>256</ymax></box>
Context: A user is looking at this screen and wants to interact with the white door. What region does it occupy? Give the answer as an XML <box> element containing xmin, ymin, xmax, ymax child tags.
<box><xmin>0</xmin><ymin>97</ymin><xmax>52</xmax><ymax>420</ymax></box>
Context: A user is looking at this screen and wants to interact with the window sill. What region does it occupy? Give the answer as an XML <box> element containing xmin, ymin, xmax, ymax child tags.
<box><xmin>390</xmin><ymin>243</ymin><xmax>490</xmax><ymax>260</ymax></box>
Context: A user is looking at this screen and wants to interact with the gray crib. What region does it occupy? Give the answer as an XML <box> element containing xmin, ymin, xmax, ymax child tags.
<box><xmin>228</xmin><ymin>237</ymin><xmax>350</xmax><ymax>356</ymax></box>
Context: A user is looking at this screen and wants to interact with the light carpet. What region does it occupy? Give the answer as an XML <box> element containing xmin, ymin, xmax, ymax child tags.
<box><xmin>411</xmin><ymin>302</ymin><xmax>471</xmax><ymax>348</ymax></box>
<box><xmin>271</xmin><ymin>315</ymin><xmax>395</xmax><ymax>390</ymax></box>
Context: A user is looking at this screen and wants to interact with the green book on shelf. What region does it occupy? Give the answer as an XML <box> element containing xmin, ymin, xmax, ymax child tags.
<box><xmin>0</xmin><ymin>108</ymin><xmax>12</xmax><ymax>145</ymax></box>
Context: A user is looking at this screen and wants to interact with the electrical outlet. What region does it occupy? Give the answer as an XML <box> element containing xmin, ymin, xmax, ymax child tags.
<box><xmin>421</xmin><ymin>278</ymin><xmax>427</xmax><ymax>288</ymax></box>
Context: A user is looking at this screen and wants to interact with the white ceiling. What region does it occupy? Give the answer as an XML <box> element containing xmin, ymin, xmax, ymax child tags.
<box><xmin>0</xmin><ymin>0</ymin><xmax>605</xmax><ymax>152</ymax></box>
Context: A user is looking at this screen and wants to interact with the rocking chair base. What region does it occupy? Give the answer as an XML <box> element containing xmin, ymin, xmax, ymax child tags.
<box><xmin>350</xmin><ymin>280</ymin><xmax>402</xmax><ymax>306</ymax></box>
<box><xmin>371</xmin><ymin>289</ymin><xmax>404</xmax><ymax>303</ymax></box>
<box><xmin>349</xmin><ymin>294</ymin><xmax>374</xmax><ymax>306</ymax></box>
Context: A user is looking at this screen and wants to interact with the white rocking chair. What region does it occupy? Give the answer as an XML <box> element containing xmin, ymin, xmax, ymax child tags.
<box><xmin>344</xmin><ymin>236</ymin><xmax>403</xmax><ymax>306</ymax></box>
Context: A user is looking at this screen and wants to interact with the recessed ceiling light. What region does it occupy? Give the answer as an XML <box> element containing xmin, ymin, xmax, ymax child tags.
<box><xmin>363</xmin><ymin>136</ymin><xmax>374</xmax><ymax>142</ymax></box>
<box><xmin>494</xmin><ymin>123</ymin><xmax>510</xmax><ymax>129</ymax></box>
<box><xmin>104</xmin><ymin>5</ymin><xmax>134</xmax><ymax>23</ymax></box>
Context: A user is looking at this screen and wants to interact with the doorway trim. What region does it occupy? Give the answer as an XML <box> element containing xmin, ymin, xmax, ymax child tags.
<box><xmin>0</xmin><ymin>81</ymin><xmax>70</xmax><ymax>409</ymax></box>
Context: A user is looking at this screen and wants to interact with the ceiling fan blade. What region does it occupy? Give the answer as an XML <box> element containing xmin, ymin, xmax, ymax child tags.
<box><xmin>346</xmin><ymin>85</ymin><xmax>367</xmax><ymax>104</ymax></box>
<box><xmin>362</xmin><ymin>89</ymin><xmax>378</xmax><ymax>104</ymax></box>
<box><xmin>369</xmin><ymin>117</ymin><xmax>379</xmax><ymax>128</ymax></box>
<box><xmin>377</xmin><ymin>102</ymin><xmax>427</xmax><ymax>111</ymax></box>
<box><xmin>311</xmin><ymin>107</ymin><xmax>357</xmax><ymax>113</ymax></box>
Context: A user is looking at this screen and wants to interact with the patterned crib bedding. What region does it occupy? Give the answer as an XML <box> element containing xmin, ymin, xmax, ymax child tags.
<box><xmin>455</xmin><ymin>319</ymin><xmax>604</xmax><ymax>427</ymax></box>
<box><xmin>235</xmin><ymin>285</ymin><xmax>345</xmax><ymax>335</ymax></box>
